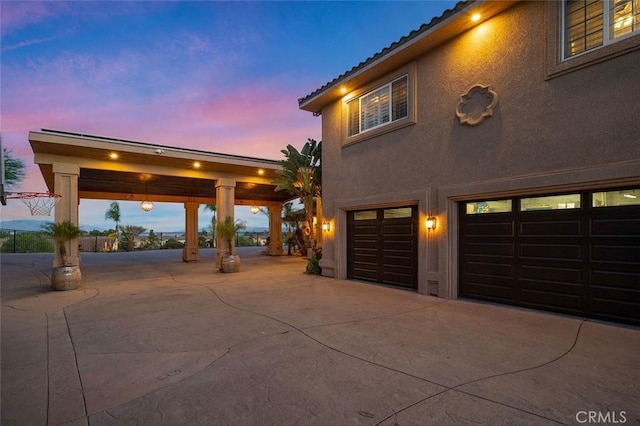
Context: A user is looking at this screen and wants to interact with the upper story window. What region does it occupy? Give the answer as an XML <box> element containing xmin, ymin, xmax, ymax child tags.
<box><xmin>564</xmin><ymin>0</ymin><xmax>640</xmax><ymax>58</ymax></box>
<box><xmin>347</xmin><ymin>75</ymin><xmax>408</xmax><ymax>137</ymax></box>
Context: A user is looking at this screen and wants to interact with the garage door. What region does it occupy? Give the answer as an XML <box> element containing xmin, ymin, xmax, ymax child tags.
<box><xmin>459</xmin><ymin>188</ymin><xmax>640</xmax><ymax>325</ymax></box>
<box><xmin>347</xmin><ymin>206</ymin><xmax>418</xmax><ymax>289</ymax></box>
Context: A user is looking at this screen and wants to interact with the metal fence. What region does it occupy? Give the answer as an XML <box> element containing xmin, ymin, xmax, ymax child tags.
<box><xmin>0</xmin><ymin>229</ymin><xmax>269</xmax><ymax>254</ymax></box>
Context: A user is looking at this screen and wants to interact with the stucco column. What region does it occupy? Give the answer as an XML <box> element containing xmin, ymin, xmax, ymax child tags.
<box><xmin>215</xmin><ymin>178</ymin><xmax>236</xmax><ymax>269</ymax></box>
<box><xmin>182</xmin><ymin>201</ymin><xmax>200</xmax><ymax>262</ymax></box>
<box><xmin>268</xmin><ymin>204</ymin><xmax>283</xmax><ymax>255</ymax></box>
<box><xmin>53</xmin><ymin>162</ymin><xmax>80</xmax><ymax>268</ymax></box>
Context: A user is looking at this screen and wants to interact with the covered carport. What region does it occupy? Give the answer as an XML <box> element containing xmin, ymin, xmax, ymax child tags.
<box><xmin>29</xmin><ymin>128</ymin><xmax>293</xmax><ymax>270</ymax></box>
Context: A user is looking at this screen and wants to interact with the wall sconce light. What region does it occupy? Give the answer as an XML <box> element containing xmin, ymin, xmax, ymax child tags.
<box><xmin>426</xmin><ymin>216</ymin><xmax>437</xmax><ymax>231</ymax></box>
<box><xmin>322</xmin><ymin>221</ymin><xmax>331</xmax><ymax>232</ymax></box>
<box><xmin>250</xmin><ymin>206</ymin><xmax>260</xmax><ymax>214</ymax></box>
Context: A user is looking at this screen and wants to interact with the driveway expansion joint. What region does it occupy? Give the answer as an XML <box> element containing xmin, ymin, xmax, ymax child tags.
<box><xmin>63</xmin><ymin>308</ymin><xmax>89</xmax><ymax>419</ymax></box>
<box><xmin>201</xmin><ymin>282</ymin><xmax>588</xmax><ymax>426</ymax></box>
<box><xmin>373</xmin><ymin>319</ymin><xmax>587</xmax><ymax>425</ymax></box>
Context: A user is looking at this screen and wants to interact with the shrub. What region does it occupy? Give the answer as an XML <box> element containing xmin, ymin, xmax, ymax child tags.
<box><xmin>1</xmin><ymin>232</ymin><xmax>54</xmax><ymax>253</ymax></box>
<box><xmin>163</xmin><ymin>238</ymin><xmax>184</xmax><ymax>249</ymax></box>
<box><xmin>305</xmin><ymin>248</ymin><xmax>322</xmax><ymax>275</ymax></box>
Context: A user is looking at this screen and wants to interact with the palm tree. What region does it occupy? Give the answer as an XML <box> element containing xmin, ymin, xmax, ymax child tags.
<box><xmin>2</xmin><ymin>140</ymin><xmax>26</xmax><ymax>205</ymax></box>
<box><xmin>44</xmin><ymin>220</ymin><xmax>81</xmax><ymax>265</ymax></box>
<box><xmin>216</xmin><ymin>216</ymin><xmax>246</xmax><ymax>257</ymax></box>
<box><xmin>273</xmin><ymin>139</ymin><xmax>321</xmax><ymax>250</ymax></box>
<box><xmin>2</xmin><ymin>145</ymin><xmax>26</xmax><ymax>189</ymax></box>
<box><xmin>120</xmin><ymin>224</ymin><xmax>146</xmax><ymax>251</ymax></box>
<box><xmin>44</xmin><ymin>220</ymin><xmax>83</xmax><ymax>290</ymax></box>
<box><xmin>204</xmin><ymin>203</ymin><xmax>217</xmax><ymax>246</ymax></box>
<box><xmin>282</xmin><ymin>201</ymin><xmax>300</xmax><ymax>255</ymax></box>
<box><xmin>104</xmin><ymin>201</ymin><xmax>121</xmax><ymax>251</ymax></box>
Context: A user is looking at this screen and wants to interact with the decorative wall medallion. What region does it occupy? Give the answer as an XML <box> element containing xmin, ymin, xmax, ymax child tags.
<box><xmin>455</xmin><ymin>84</ymin><xmax>498</xmax><ymax>126</ymax></box>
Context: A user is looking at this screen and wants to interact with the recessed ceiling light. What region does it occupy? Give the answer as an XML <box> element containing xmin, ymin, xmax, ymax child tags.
<box><xmin>471</xmin><ymin>13</ymin><xmax>481</xmax><ymax>22</ymax></box>
<box><xmin>258</xmin><ymin>169</ymin><xmax>265</xmax><ymax>175</ymax></box>
<box><xmin>193</xmin><ymin>161</ymin><xmax>201</xmax><ymax>169</ymax></box>
<box><xmin>109</xmin><ymin>152</ymin><xmax>118</xmax><ymax>160</ymax></box>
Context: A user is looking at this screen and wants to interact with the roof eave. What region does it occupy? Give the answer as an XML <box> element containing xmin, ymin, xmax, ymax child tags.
<box><xmin>299</xmin><ymin>0</ymin><xmax>518</xmax><ymax>114</ymax></box>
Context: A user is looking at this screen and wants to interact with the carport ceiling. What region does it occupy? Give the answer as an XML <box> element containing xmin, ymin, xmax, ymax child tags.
<box><xmin>77</xmin><ymin>169</ymin><xmax>290</xmax><ymax>203</ymax></box>
<box><xmin>30</xmin><ymin>129</ymin><xmax>294</xmax><ymax>205</ymax></box>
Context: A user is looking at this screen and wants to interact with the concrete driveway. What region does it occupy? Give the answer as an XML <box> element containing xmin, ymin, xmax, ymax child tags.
<box><xmin>2</xmin><ymin>247</ymin><xmax>638</xmax><ymax>425</ymax></box>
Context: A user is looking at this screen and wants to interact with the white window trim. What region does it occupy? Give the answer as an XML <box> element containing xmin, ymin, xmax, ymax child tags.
<box><xmin>562</xmin><ymin>0</ymin><xmax>640</xmax><ymax>60</ymax></box>
<box><xmin>353</xmin><ymin>75</ymin><xmax>406</xmax><ymax>136</ymax></box>
<box><xmin>545</xmin><ymin>1</ymin><xmax>640</xmax><ymax>79</ymax></box>
<box><xmin>341</xmin><ymin>63</ymin><xmax>417</xmax><ymax>147</ymax></box>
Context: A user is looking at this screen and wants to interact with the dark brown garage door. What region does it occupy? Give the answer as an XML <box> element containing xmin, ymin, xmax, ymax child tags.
<box><xmin>347</xmin><ymin>206</ymin><xmax>418</xmax><ymax>289</ymax></box>
<box><xmin>459</xmin><ymin>188</ymin><xmax>640</xmax><ymax>325</ymax></box>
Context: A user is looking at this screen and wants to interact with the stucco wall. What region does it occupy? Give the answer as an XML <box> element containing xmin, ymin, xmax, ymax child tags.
<box><xmin>319</xmin><ymin>1</ymin><xmax>640</xmax><ymax>291</ymax></box>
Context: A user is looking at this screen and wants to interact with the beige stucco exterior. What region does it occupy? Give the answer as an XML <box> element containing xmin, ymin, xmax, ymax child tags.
<box><xmin>305</xmin><ymin>1</ymin><xmax>640</xmax><ymax>297</ymax></box>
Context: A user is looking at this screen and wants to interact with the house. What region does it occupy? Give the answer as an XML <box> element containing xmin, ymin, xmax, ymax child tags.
<box><xmin>299</xmin><ymin>0</ymin><xmax>640</xmax><ymax>325</ymax></box>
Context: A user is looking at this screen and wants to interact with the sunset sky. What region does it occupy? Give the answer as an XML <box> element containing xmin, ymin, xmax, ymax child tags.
<box><xmin>1</xmin><ymin>0</ymin><xmax>458</xmax><ymax>231</ymax></box>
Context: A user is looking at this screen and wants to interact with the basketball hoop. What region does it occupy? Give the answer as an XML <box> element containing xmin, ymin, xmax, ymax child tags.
<box><xmin>5</xmin><ymin>192</ymin><xmax>62</xmax><ymax>216</ymax></box>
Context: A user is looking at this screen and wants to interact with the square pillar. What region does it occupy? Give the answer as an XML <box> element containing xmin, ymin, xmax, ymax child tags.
<box><xmin>215</xmin><ymin>179</ymin><xmax>236</xmax><ymax>270</ymax></box>
<box><xmin>268</xmin><ymin>204</ymin><xmax>283</xmax><ymax>255</ymax></box>
<box><xmin>182</xmin><ymin>201</ymin><xmax>200</xmax><ymax>262</ymax></box>
<box><xmin>53</xmin><ymin>163</ymin><xmax>80</xmax><ymax>268</ymax></box>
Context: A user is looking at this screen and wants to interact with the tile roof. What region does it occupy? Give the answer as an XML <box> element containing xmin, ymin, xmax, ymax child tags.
<box><xmin>297</xmin><ymin>0</ymin><xmax>473</xmax><ymax>107</ymax></box>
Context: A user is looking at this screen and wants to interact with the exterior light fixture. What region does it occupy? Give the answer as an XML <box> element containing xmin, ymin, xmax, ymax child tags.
<box><xmin>322</xmin><ymin>221</ymin><xmax>331</xmax><ymax>232</ymax></box>
<box><xmin>471</xmin><ymin>13</ymin><xmax>481</xmax><ymax>22</ymax></box>
<box><xmin>140</xmin><ymin>200</ymin><xmax>154</xmax><ymax>212</ymax></box>
<box><xmin>250</xmin><ymin>206</ymin><xmax>260</xmax><ymax>214</ymax></box>
<box><xmin>193</xmin><ymin>161</ymin><xmax>201</xmax><ymax>169</ymax></box>
<box><xmin>426</xmin><ymin>216</ymin><xmax>437</xmax><ymax>231</ymax></box>
<box><xmin>340</xmin><ymin>87</ymin><xmax>347</xmax><ymax>94</ymax></box>
<box><xmin>258</xmin><ymin>169</ymin><xmax>265</xmax><ymax>175</ymax></box>
<box><xmin>109</xmin><ymin>152</ymin><xmax>119</xmax><ymax>160</ymax></box>
<box><xmin>140</xmin><ymin>178</ymin><xmax>153</xmax><ymax>212</ymax></box>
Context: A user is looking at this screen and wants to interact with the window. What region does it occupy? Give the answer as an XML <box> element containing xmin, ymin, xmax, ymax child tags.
<box><xmin>466</xmin><ymin>199</ymin><xmax>512</xmax><ymax>215</ymax></box>
<box><xmin>564</xmin><ymin>0</ymin><xmax>640</xmax><ymax>58</ymax></box>
<box><xmin>520</xmin><ymin>194</ymin><xmax>581</xmax><ymax>211</ymax></box>
<box><xmin>384</xmin><ymin>207</ymin><xmax>413</xmax><ymax>219</ymax></box>
<box><xmin>592</xmin><ymin>188</ymin><xmax>640</xmax><ymax>206</ymax></box>
<box><xmin>347</xmin><ymin>75</ymin><xmax>408</xmax><ymax>137</ymax></box>
<box><xmin>354</xmin><ymin>210</ymin><xmax>377</xmax><ymax>220</ymax></box>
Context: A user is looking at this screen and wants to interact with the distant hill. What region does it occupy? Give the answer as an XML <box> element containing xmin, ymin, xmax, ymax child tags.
<box><xmin>1</xmin><ymin>219</ymin><xmax>49</xmax><ymax>231</ymax></box>
<box><xmin>0</xmin><ymin>220</ymin><xmax>105</xmax><ymax>232</ymax></box>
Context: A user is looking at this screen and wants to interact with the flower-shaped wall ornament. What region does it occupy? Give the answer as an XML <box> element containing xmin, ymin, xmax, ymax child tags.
<box><xmin>455</xmin><ymin>84</ymin><xmax>498</xmax><ymax>126</ymax></box>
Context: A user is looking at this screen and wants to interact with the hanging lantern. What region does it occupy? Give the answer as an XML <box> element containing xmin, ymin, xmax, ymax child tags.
<box><xmin>140</xmin><ymin>200</ymin><xmax>154</xmax><ymax>212</ymax></box>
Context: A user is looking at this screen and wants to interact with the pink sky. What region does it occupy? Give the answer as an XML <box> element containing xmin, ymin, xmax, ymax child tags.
<box><xmin>1</xmin><ymin>0</ymin><xmax>458</xmax><ymax>230</ymax></box>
